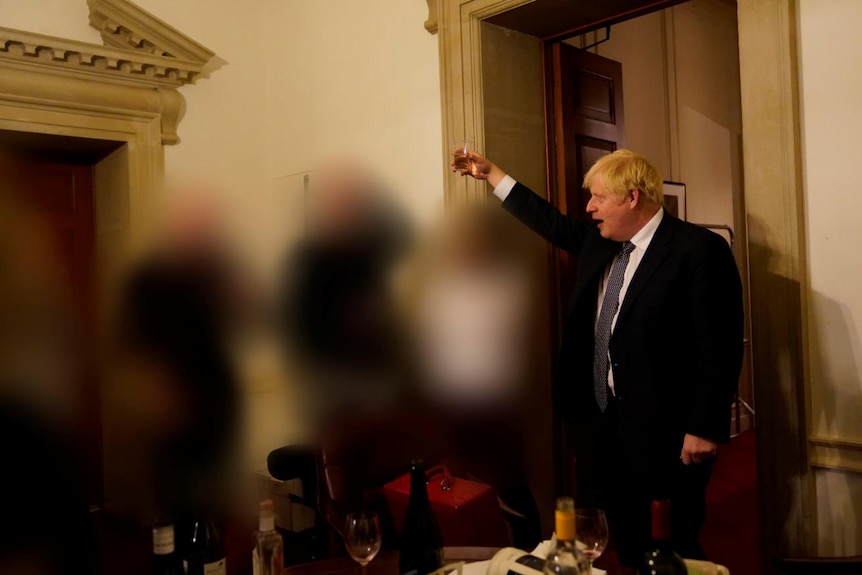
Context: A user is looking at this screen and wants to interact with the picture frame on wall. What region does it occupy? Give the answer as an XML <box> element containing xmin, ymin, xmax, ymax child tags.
<box><xmin>662</xmin><ymin>181</ymin><xmax>686</xmax><ymax>221</ymax></box>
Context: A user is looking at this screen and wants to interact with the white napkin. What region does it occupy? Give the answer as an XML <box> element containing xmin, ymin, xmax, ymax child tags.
<box><xmin>460</xmin><ymin>560</ymin><xmax>492</xmax><ymax>575</ymax></box>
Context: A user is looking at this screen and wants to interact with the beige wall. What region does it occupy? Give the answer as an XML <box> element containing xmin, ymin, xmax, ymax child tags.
<box><xmin>1</xmin><ymin>0</ymin><xmax>443</xmax><ymax>473</ymax></box>
<box><xmin>578</xmin><ymin>11</ymin><xmax>671</xmax><ymax>177</ymax></box>
<box><xmin>670</xmin><ymin>0</ymin><xmax>740</xmax><ymax>230</ymax></box>
<box><xmin>798</xmin><ymin>0</ymin><xmax>862</xmax><ymax>555</ymax></box>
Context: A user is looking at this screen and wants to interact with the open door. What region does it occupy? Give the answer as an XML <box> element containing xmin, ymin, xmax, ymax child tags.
<box><xmin>546</xmin><ymin>41</ymin><xmax>625</xmax><ymax>501</ymax></box>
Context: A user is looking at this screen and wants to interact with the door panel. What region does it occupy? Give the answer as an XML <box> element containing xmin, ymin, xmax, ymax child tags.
<box><xmin>547</xmin><ymin>42</ymin><xmax>624</xmax><ymax>501</ymax></box>
<box><xmin>18</xmin><ymin>158</ymin><xmax>100</xmax><ymax>509</ymax></box>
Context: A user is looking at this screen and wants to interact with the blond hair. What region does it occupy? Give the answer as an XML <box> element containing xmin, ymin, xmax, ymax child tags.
<box><xmin>582</xmin><ymin>149</ymin><xmax>663</xmax><ymax>205</ymax></box>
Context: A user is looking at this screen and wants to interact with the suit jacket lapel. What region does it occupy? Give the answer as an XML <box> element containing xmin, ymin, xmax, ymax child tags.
<box><xmin>572</xmin><ymin>237</ymin><xmax>619</xmax><ymax>306</ymax></box>
<box><xmin>615</xmin><ymin>215</ymin><xmax>674</xmax><ymax>329</ymax></box>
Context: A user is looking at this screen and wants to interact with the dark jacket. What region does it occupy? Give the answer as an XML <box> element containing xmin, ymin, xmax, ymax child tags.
<box><xmin>503</xmin><ymin>182</ymin><xmax>743</xmax><ymax>475</ymax></box>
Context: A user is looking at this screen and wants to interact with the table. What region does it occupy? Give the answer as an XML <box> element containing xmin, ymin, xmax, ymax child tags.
<box><xmin>283</xmin><ymin>547</ymin><xmax>635</xmax><ymax>575</ymax></box>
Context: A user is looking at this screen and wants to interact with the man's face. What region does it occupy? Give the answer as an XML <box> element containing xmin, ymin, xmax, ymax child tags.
<box><xmin>586</xmin><ymin>179</ymin><xmax>633</xmax><ymax>241</ymax></box>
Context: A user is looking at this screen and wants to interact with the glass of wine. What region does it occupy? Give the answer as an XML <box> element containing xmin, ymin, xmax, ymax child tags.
<box><xmin>344</xmin><ymin>512</ymin><xmax>382</xmax><ymax>575</ymax></box>
<box><xmin>452</xmin><ymin>139</ymin><xmax>473</xmax><ymax>173</ymax></box>
<box><xmin>575</xmin><ymin>508</ymin><xmax>609</xmax><ymax>574</ymax></box>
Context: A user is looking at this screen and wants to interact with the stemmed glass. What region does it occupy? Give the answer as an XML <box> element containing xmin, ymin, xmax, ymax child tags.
<box><xmin>344</xmin><ymin>512</ymin><xmax>382</xmax><ymax>575</ymax></box>
<box><xmin>576</xmin><ymin>508</ymin><xmax>609</xmax><ymax>574</ymax></box>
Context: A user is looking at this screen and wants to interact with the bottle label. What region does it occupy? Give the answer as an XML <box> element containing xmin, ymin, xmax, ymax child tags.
<box><xmin>152</xmin><ymin>525</ymin><xmax>175</xmax><ymax>555</ymax></box>
<box><xmin>204</xmin><ymin>558</ymin><xmax>226</xmax><ymax>575</ymax></box>
<box><xmin>260</xmin><ymin>515</ymin><xmax>275</xmax><ymax>532</ymax></box>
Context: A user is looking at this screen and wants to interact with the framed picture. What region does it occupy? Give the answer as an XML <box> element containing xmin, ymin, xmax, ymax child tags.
<box><xmin>662</xmin><ymin>181</ymin><xmax>686</xmax><ymax>221</ymax></box>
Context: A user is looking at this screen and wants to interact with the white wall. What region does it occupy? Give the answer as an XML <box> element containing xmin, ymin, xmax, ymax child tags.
<box><xmin>569</xmin><ymin>0</ymin><xmax>741</xmax><ymax>232</ymax></box>
<box><xmin>593</xmin><ymin>11</ymin><xmax>671</xmax><ymax>177</ymax></box>
<box><xmin>1</xmin><ymin>0</ymin><xmax>443</xmax><ymax>473</ymax></box>
<box><xmin>264</xmin><ymin>0</ymin><xmax>444</xmax><ymax>228</ymax></box>
<box><xmin>798</xmin><ymin>0</ymin><xmax>862</xmax><ymax>555</ymax></box>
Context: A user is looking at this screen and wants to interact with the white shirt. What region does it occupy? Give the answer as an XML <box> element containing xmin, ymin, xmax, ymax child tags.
<box><xmin>597</xmin><ymin>207</ymin><xmax>663</xmax><ymax>393</ymax></box>
<box><xmin>493</xmin><ymin>175</ymin><xmax>664</xmax><ymax>394</ymax></box>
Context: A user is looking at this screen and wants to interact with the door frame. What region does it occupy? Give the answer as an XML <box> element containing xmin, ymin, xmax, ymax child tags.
<box><xmin>435</xmin><ymin>0</ymin><xmax>812</xmax><ymax>569</ymax></box>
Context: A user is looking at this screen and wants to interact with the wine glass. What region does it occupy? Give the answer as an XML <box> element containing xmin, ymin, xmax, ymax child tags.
<box><xmin>344</xmin><ymin>512</ymin><xmax>382</xmax><ymax>575</ymax></box>
<box><xmin>575</xmin><ymin>508</ymin><xmax>609</xmax><ymax>574</ymax></box>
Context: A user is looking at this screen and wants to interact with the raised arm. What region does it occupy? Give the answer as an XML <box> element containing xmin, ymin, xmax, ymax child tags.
<box><xmin>453</xmin><ymin>150</ymin><xmax>592</xmax><ymax>253</ymax></box>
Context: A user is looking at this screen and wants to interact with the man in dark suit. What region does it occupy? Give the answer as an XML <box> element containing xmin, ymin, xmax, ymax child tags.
<box><xmin>457</xmin><ymin>149</ymin><xmax>743</xmax><ymax>565</ymax></box>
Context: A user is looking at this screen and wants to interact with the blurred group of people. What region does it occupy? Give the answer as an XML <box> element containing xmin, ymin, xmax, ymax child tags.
<box><xmin>0</xmin><ymin>151</ymin><xmax>543</xmax><ymax>573</ymax></box>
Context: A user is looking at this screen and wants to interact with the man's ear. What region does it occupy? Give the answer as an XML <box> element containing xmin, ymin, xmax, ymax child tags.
<box><xmin>629</xmin><ymin>189</ymin><xmax>641</xmax><ymax>208</ymax></box>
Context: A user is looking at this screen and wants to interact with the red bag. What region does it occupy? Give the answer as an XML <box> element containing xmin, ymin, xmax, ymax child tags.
<box><xmin>383</xmin><ymin>465</ymin><xmax>511</xmax><ymax>547</ymax></box>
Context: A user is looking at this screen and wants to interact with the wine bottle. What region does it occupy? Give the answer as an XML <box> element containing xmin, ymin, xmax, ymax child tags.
<box><xmin>543</xmin><ymin>497</ymin><xmax>587</xmax><ymax>575</ymax></box>
<box><xmin>252</xmin><ymin>500</ymin><xmax>284</xmax><ymax>575</ymax></box>
<box><xmin>151</xmin><ymin>522</ymin><xmax>183</xmax><ymax>575</ymax></box>
<box><xmin>398</xmin><ymin>459</ymin><xmax>443</xmax><ymax>575</ymax></box>
<box><xmin>639</xmin><ymin>500</ymin><xmax>687</xmax><ymax>575</ymax></box>
<box><xmin>185</xmin><ymin>515</ymin><xmax>227</xmax><ymax>575</ymax></box>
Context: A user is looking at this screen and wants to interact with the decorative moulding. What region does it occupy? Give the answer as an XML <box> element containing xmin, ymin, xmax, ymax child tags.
<box><xmin>88</xmin><ymin>0</ymin><xmax>215</xmax><ymax>64</ymax></box>
<box><xmin>425</xmin><ymin>0</ymin><xmax>438</xmax><ymax>34</ymax></box>
<box><xmin>0</xmin><ymin>26</ymin><xmax>204</xmax><ymax>88</ymax></box>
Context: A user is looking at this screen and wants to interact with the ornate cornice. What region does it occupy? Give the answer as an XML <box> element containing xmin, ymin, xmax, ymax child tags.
<box><xmin>425</xmin><ymin>0</ymin><xmax>438</xmax><ymax>34</ymax></box>
<box><xmin>87</xmin><ymin>0</ymin><xmax>215</xmax><ymax>64</ymax></box>
<box><xmin>0</xmin><ymin>26</ymin><xmax>203</xmax><ymax>88</ymax></box>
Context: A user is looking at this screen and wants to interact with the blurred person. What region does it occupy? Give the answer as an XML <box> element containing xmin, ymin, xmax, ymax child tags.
<box><xmin>0</xmin><ymin>152</ymin><xmax>97</xmax><ymax>574</ymax></box>
<box><xmin>110</xmin><ymin>191</ymin><xmax>248</xmax><ymax>547</ymax></box>
<box><xmin>457</xmin><ymin>149</ymin><xmax>743</xmax><ymax>565</ymax></box>
<box><xmin>404</xmin><ymin>204</ymin><xmax>542</xmax><ymax>548</ymax></box>
<box><xmin>277</xmin><ymin>160</ymin><xmax>413</xmax><ymax>433</ymax></box>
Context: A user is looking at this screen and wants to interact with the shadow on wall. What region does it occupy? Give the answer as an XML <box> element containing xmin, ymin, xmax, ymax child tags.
<box><xmin>808</xmin><ymin>291</ymin><xmax>862</xmax><ymax>440</ymax></box>
<box><xmin>746</xmin><ymin>216</ymin><xmax>806</xmax><ymax>564</ymax></box>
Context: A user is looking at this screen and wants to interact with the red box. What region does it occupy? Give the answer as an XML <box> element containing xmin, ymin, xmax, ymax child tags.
<box><xmin>383</xmin><ymin>467</ymin><xmax>511</xmax><ymax>547</ymax></box>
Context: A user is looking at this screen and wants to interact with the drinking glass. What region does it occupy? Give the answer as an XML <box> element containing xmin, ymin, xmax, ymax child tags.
<box><xmin>575</xmin><ymin>508</ymin><xmax>609</xmax><ymax>573</ymax></box>
<box><xmin>452</xmin><ymin>139</ymin><xmax>473</xmax><ymax>173</ymax></box>
<box><xmin>344</xmin><ymin>512</ymin><xmax>382</xmax><ymax>575</ymax></box>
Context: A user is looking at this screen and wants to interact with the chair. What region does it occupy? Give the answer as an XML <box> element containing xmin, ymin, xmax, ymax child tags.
<box><xmin>266</xmin><ymin>444</ymin><xmax>333</xmax><ymax>563</ymax></box>
<box><xmin>774</xmin><ymin>555</ymin><xmax>862</xmax><ymax>575</ymax></box>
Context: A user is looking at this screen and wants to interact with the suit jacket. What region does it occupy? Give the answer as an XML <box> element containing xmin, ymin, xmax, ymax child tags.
<box><xmin>502</xmin><ymin>182</ymin><xmax>743</xmax><ymax>475</ymax></box>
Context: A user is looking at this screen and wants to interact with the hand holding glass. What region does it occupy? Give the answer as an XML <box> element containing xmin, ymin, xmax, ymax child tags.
<box><xmin>344</xmin><ymin>512</ymin><xmax>382</xmax><ymax>574</ymax></box>
<box><xmin>576</xmin><ymin>508</ymin><xmax>608</xmax><ymax>572</ymax></box>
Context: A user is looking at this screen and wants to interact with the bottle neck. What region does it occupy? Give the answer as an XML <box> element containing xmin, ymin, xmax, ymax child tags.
<box><xmin>409</xmin><ymin>466</ymin><xmax>430</xmax><ymax>506</ymax></box>
<box><xmin>153</xmin><ymin>525</ymin><xmax>176</xmax><ymax>556</ymax></box>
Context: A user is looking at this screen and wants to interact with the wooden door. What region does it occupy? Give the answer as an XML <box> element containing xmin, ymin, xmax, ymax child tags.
<box><xmin>549</xmin><ymin>42</ymin><xmax>625</xmax><ymax>307</ymax></box>
<box><xmin>546</xmin><ymin>42</ymin><xmax>625</xmax><ymax>501</ymax></box>
<box><xmin>19</xmin><ymin>158</ymin><xmax>101</xmax><ymax>509</ymax></box>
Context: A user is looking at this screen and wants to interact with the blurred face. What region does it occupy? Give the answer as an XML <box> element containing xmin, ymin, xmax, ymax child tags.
<box><xmin>585</xmin><ymin>179</ymin><xmax>634</xmax><ymax>241</ymax></box>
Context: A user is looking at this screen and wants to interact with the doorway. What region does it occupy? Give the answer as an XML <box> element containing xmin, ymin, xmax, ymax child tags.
<box><xmin>0</xmin><ymin>130</ymin><xmax>128</xmax><ymax>514</ymax></box>
<box><xmin>478</xmin><ymin>1</ymin><xmax>757</xmax><ymax>572</ymax></box>
<box><xmin>554</xmin><ymin>7</ymin><xmax>757</xmax><ymax>574</ymax></box>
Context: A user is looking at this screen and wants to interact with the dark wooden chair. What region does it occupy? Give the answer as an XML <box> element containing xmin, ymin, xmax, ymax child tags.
<box><xmin>266</xmin><ymin>444</ymin><xmax>334</xmax><ymax>564</ymax></box>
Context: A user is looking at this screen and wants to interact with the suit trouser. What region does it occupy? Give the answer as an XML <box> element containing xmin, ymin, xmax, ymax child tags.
<box><xmin>597</xmin><ymin>395</ymin><xmax>713</xmax><ymax>567</ymax></box>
